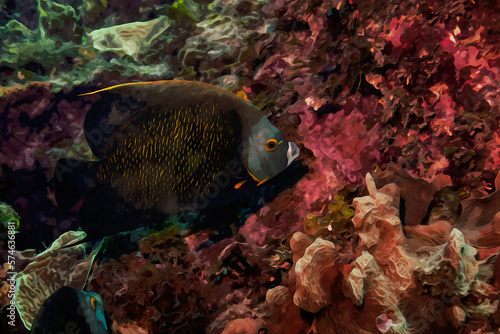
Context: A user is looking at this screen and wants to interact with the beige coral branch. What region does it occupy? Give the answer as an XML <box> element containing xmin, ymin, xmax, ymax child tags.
<box><xmin>88</xmin><ymin>16</ymin><xmax>171</xmax><ymax>57</ymax></box>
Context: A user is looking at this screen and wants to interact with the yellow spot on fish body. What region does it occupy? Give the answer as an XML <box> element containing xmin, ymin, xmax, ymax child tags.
<box><xmin>98</xmin><ymin>97</ymin><xmax>241</xmax><ymax>208</ymax></box>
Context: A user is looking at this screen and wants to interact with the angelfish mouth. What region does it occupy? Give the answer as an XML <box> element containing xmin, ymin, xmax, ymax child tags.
<box><xmin>287</xmin><ymin>142</ymin><xmax>300</xmax><ymax>166</ymax></box>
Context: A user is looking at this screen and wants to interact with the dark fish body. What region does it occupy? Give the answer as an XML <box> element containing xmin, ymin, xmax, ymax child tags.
<box><xmin>55</xmin><ymin>80</ymin><xmax>300</xmax><ymax>238</ymax></box>
<box><xmin>93</xmin><ymin>83</ymin><xmax>245</xmax><ymax>212</ymax></box>
<box><xmin>31</xmin><ymin>287</ymin><xmax>109</xmax><ymax>334</ymax></box>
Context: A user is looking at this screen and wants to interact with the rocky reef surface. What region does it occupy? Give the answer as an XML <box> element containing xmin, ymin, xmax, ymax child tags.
<box><xmin>1</xmin><ymin>0</ymin><xmax>500</xmax><ymax>333</ymax></box>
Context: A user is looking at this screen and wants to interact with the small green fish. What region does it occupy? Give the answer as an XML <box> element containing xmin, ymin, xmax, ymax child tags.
<box><xmin>55</xmin><ymin>80</ymin><xmax>299</xmax><ymax>238</ymax></box>
<box><xmin>31</xmin><ymin>287</ymin><xmax>109</xmax><ymax>334</ymax></box>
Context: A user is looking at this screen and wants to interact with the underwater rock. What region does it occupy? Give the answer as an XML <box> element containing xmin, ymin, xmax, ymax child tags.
<box><xmin>14</xmin><ymin>231</ymin><xmax>101</xmax><ymax>330</ymax></box>
<box><xmin>208</xmin><ymin>302</ymin><xmax>264</xmax><ymax>334</ymax></box>
<box><xmin>87</xmin><ymin>231</ymin><xmax>282</xmax><ymax>334</ymax></box>
<box><xmin>456</xmin><ymin>173</ymin><xmax>500</xmax><ymax>248</ymax></box>
<box><xmin>372</xmin><ymin>163</ymin><xmax>452</xmax><ymax>226</ymax></box>
<box><xmin>0</xmin><ymin>81</ymin><xmax>92</xmax><ymax>177</ymax></box>
<box><xmin>472</xmin><ymin>212</ymin><xmax>500</xmax><ymax>249</ymax></box>
<box><xmin>0</xmin><ymin>82</ymin><xmax>53</xmax><ymax>171</ymax></box>
<box><xmin>182</xmin><ymin>15</ymin><xmax>244</xmax><ymax>73</ymax></box>
<box><xmin>405</xmin><ymin>220</ymin><xmax>453</xmax><ymax>249</ymax></box>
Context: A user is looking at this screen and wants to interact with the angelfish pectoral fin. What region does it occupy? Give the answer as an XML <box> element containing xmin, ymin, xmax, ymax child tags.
<box><xmin>234</xmin><ymin>180</ymin><xmax>247</xmax><ymax>189</ymax></box>
<box><xmin>245</xmin><ymin>169</ymin><xmax>268</xmax><ymax>186</ymax></box>
<box><xmin>247</xmin><ymin>169</ymin><xmax>260</xmax><ymax>183</ymax></box>
<box><xmin>256</xmin><ymin>178</ymin><xmax>269</xmax><ymax>186</ymax></box>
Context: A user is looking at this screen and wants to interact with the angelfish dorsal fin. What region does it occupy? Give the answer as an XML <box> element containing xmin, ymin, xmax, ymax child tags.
<box><xmin>80</xmin><ymin>83</ymin><xmax>154</xmax><ymax>159</ymax></box>
<box><xmin>78</xmin><ymin>81</ymin><xmax>171</xmax><ymax>96</ymax></box>
<box><xmin>78</xmin><ymin>80</ymin><xmax>238</xmax><ymax>159</ymax></box>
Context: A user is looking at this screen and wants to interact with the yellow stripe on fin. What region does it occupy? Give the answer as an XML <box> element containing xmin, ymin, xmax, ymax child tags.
<box><xmin>77</xmin><ymin>80</ymin><xmax>172</xmax><ymax>96</ymax></box>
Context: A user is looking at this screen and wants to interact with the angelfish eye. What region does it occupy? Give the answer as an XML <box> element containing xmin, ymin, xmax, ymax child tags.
<box><xmin>265</xmin><ymin>139</ymin><xmax>279</xmax><ymax>152</ymax></box>
<box><xmin>90</xmin><ymin>297</ymin><xmax>97</xmax><ymax>312</ymax></box>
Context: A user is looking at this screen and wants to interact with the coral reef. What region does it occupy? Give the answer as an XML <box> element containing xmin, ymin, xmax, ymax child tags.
<box><xmin>1</xmin><ymin>0</ymin><xmax>499</xmax><ymax>333</ymax></box>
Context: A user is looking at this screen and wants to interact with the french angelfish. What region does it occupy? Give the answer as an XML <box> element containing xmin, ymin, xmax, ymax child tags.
<box><xmin>31</xmin><ymin>287</ymin><xmax>109</xmax><ymax>334</ymax></box>
<box><xmin>55</xmin><ymin>80</ymin><xmax>300</xmax><ymax>238</ymax></box>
